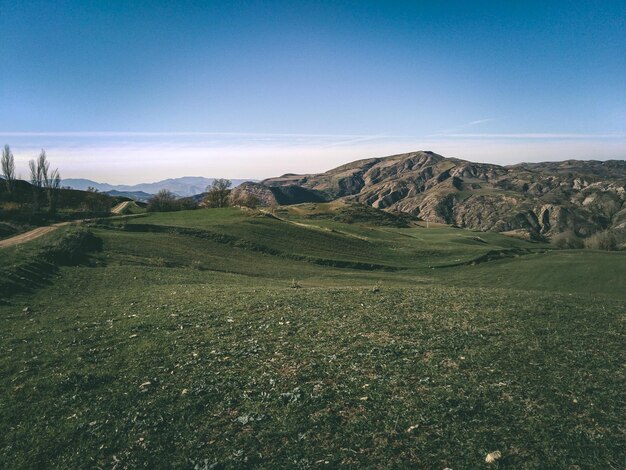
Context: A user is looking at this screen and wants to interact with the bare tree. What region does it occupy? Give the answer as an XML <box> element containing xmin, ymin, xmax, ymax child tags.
<box><xmin>29</xmin><ymin>160</ymin><xmax>38</xmax><ymax>186</ymax></box>
<box><xmin>28</xmin><ymin>150</ymin><xmax>61</xmax><ymax>212</ymax></box>
<box><xmin>29</xmin><ymin>151</ymin><xmax>47</xmax><ymax>188</ymax></box>
<box><xmin>45</xmin><ymin>168</ymin><xmax>62</xmax><ymax>214</ymax></box>
<box><xmin>29</xmin><ymin>156</ymin><xmax>43</xmax><ymax>210</ymax></box>
<box><xmin>147</xmin><ymin>189</ymin><xmax>179</xmax><ymax>212</ymax></box>
<box><xmin>203</xmin><ymin>178</ymin><xmax>232</xmax><ymax>208</ymax></box>
<box><xmin>1</xmin><ymin>144</ymin><xmax>16</xmax><ymax>193</ymax></box>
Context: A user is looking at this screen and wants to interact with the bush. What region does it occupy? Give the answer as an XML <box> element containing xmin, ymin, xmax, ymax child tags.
<box><xmin>147</xmin><ymin>191</ymin><xmax>198</xmax><ymax>212</ymax></box>
<box><xmin>203</xmin><ymin>179</ymin><xmax>232</xmax><ymax>208</ymax></box>
<box><xmin>190</xmin><ymin>260</ymin><xmax>206</xmax><ymax>270</ymax></box>
<box><xmin>231</xmin><ymin>193</ymin><xmax>259</xmax><ymax>209</ymax></box>
<box><xmin>147</xmin><ymin>190</ymin><xmax>180</xmax><ymax>212</ymax></box>
<box><xmin>80</xmin><ymin>193</ymin><xmax>113</xmax><ymax>213</ymax></box>
<box><xmin>1</xmin><ymin>201</ymin><xmax>22</xmax><ymax>212</ymax></box>
<box><xmin>179</xmin><ymin>197</ymin><xmax>199</xmax><ymax>210</ymax></box>
<box><xmin>551</xmin><ymin>231</ymin><xmax>584</xmax><ymax>249</ymax></box>
<box><xmin>584</xmin><ymin>230</ymin><xmax>618</xmax><ymax>251</ymax></box>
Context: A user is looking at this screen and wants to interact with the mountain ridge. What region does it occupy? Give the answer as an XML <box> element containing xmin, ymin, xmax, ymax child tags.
<box><xmin>62</xmin><ymin>176</ymin><xmax>254</xmax><ymax>197</ymax></box>
<box><xmin>254</xmin><ymin>151</ymin><xmax>626</xmax><ymax>237</ymax></box>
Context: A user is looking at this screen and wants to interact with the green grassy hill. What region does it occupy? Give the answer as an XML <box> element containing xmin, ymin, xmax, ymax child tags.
<box><xmin>0</xmin><ymin>206</ymin><xmax>624</xmax><ymax>468</ymax></box>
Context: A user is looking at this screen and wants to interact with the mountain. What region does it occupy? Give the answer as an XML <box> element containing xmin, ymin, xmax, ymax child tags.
<box><xmin>103</xmin><ymin>190</ymin><xmax>153</xmax><ymax>202</ymax></box>
<box><xmin>62</xmin><ymin>177</ymin><xmax>253</xmax><ymax>197</ymax></box>
<box><xmin>254</xmin><ymin>151</ymin><xmax>626</xmax><ymax>238</ymax></box>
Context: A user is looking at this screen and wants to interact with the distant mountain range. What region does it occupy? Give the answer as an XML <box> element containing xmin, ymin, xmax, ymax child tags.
<box><xmin>103</xmin><ymin>190</ymin><xmax>154</xmax><ymax>202</ymax></box>
<box><xmin>61</xmin><ymin>176</ymin><xmax>254</xmax><ymax>198</ymax></box>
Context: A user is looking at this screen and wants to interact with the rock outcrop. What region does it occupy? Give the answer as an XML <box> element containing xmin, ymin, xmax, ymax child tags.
<box><xmin>229</xmin><ymin>181</ymin><xmax>328</xmax><ymax>206</ymax></box>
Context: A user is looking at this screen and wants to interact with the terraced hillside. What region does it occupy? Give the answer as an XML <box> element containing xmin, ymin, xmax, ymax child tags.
<box><xmin>0</xmin><ymin>205</ymin><xmax>624</xmax><ymax>468</ymax></box>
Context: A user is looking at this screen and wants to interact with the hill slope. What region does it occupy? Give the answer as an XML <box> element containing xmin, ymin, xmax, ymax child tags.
<box><xmin>262</xmin><ymin>151</ymin><xmax>626</xmax><ymax>237</ymax></box>
<box><xmin>1</xmin><ymin>207</ymin><xmax>624</xmax><ymax>468</ymax></box>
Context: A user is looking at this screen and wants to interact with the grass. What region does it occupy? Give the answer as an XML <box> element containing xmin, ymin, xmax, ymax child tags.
<box><xmin>436</xmin><ymin>249</ymin><xmax>626</xmax><ymax>297</ymax></box>
<box><xmin>0</xmin><ymin>226</ymin><xmax>76</xmax><ymax>299</ymax></box>
<box><xmin>1</xmin><ymin>206</ymin><xmax>624</xmax><ymax>468</ymax></box>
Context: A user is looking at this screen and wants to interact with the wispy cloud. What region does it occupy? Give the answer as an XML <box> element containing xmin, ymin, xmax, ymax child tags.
<box><xmin>4</xmin><ymin>128</ymin><xmax>624</xmax><ymax>184</ymax></box>
<box><xmin>441</xmin><ymin>133</ymin><xmax>626</xmax><ymax>139</ymax></box>
<box><xmin>466</xmin><ymin>119</ymin><xmax>495</xmax><ymax>126</ymax></box>
<box><xmin>323</xmin><ymin>134</ymin><xmax>391</xmax><ymax>148</ymax></box>
<box><xmin>0</xmin><ymin>131</ymin><xmax>385</xmax><ymax>139</ymax></box>
<box><xmin>436</xmin><ymin>118</ymin><xmax>495</xmax><ymax>135</ymax></box>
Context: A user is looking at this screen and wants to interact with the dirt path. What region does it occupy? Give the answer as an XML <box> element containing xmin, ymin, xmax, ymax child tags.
<box><xmin>0</xmin><ymin>222</ymin><xmax>72</xmax><ymax>249</ymax></box>
<box><xmin>111</xmin><ymin>201</ymin><xmax>132</xmax><ymax>214</ymax></box>
<box><xmin>0</xmin><ymin>212</ymin><xmax>145</xmax><ymax>249</ymax></box>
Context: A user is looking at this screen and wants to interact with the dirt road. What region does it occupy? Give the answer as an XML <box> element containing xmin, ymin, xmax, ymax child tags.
<box><xmin>0</xmin><ymin>211</ymin><xmax>144</xmax><ymax>249</ymax></box>
<box><xmin>111</xmin><ymin>201</ymin><xmax>132</xmax><ymax>214</ymax></box>
<box><xmin>0</xmin><ymin>222</ymin><xmax>71</xmax><ymax>249</ymax></box>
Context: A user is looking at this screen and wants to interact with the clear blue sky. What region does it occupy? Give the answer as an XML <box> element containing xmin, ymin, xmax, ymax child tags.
<box><xmin>1</xmin><ymin>0</ymin><xmax>624</xmax><ymax>183</ymax></box>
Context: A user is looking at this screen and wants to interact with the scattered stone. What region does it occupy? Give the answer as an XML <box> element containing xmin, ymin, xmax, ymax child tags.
<box><xmin>22</xmin><ymin>306</ymin><xmax>30</xmax><ymax>314</ymax></box>
<box><xmin>485</xmin><ymin>451</ymin><xmax>502</xmax><ymax>464</ymax></box>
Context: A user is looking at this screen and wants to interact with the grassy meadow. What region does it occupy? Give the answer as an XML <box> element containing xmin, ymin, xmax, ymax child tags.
<box><xmin>1</xmin><ymin>205</ymin><xmax>624</xmax><ymax>468</ymax></box>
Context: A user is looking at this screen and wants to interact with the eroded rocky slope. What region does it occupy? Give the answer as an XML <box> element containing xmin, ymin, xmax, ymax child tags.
<box><xmin>258</xmin><ymin>151</ymin><xmax>626</xmax><ymax>237</ymax></box>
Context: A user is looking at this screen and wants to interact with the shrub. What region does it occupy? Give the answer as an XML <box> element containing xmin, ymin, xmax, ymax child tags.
<box><xmin>203</xmin><ymin>179</ymin><xmax>232</xmax><ymax>208</ymax></box>
<box><xmin>1</xmin><ymin>201</ymin><xmax>21</xmax><ymax>210</ymax></box>
<box><xmin>81</xmin><ymin>193</ymin><xmax>113</xmax><ymax>213</ymax></box>
<box><xmin>147</xmin><ymin>191</ymin><xmax>198</xmax><ymax>212</ymax></box>
<box><xmin>584</xmin><ymin>230</ymin><xmax>618</xmax><ymax>251</ymax></box>
<box><xmin>190</xmin><ymin>260</ymin><xmax>206</xmax><ymax>270</ymax></box>
<box><xmin>150</xmin><ymin>257</ymin><xmax>168</xmax><ymax>267</ymax></box>
<box><xmin>179</xmin><ymin>197</ymin><xmax>199</xmax><ymax>210</ymax></box>
<box><xmin>147</xmin><ymin>190</ymin><xmax>179</xmax><ymax>212</ymax></box>
<box><xmin>551</xmin><ymin>231</ymin><xmax>584</xmax><ymax>249</ymax></box>
<box><xmin>231</xmin><ymin>193</ymin><xmax>259</xmax><ymax>209</ymax></box>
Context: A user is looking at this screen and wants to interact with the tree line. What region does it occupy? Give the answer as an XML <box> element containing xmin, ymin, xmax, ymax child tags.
<box><xmin>147</xmin><ymin>178</ymin><xmax>258</xmax><ymax>212</ymax></box>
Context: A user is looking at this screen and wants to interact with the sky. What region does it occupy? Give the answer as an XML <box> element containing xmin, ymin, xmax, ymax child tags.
<box><xmin>1</xmin><ymin>0</ymin><xmax>624</xmax><ymax>184</ymax></box>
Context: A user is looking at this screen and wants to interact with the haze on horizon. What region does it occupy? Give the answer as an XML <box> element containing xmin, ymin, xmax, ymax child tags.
<box><xmin>1</xmin><ymin>0</ymin><xmax>624</xmax><ymax>185</ymax></box>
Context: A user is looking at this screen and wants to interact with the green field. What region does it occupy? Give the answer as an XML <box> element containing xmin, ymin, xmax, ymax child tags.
<box><xmin>1</xmin><ymin>206</ymin><xmax>624</xmax><ymax>468</ymax></box>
